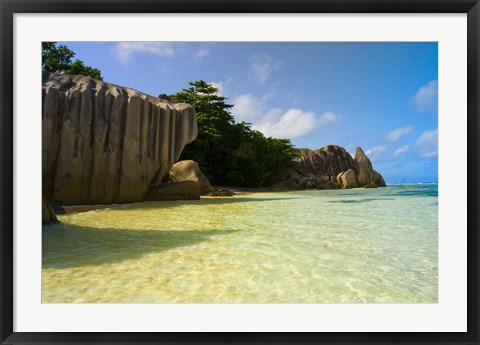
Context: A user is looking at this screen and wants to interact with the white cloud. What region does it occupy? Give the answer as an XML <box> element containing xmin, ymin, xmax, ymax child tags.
<box><xmin>394</xmin><ymin>145</ymin><xmax>410</xmax><ymax>156</ymax></box>
<box><xmin>253</xmin><ymin>110</ymin><xmax>342</xmax><ymax>139</ymax></box>
<box><xmin>231</xmin><ymin>94</ymin><xmax>262</xmax><ymax>121</ymax></box>
<box><xmin>254</xmin><ymin>109</ymin><xmax>317</xmax><ymax>139</ymax></box>
<box><xmin>387</xmin><ymin>126</ymin><xmax>413</xmax><ymax>142</ymax></box>
<box><xmin>409</xmin><ymin>80</ymin><xmax>438</xmax><ymax>112</ymax></box>
<box><xmin>365</xmin><ymin>145</ymin><xmax>387</xmax><ymax>161</ymax></box>
<box><xmin>415</xmin><ymin>128</ymin><xmax>438</xmax><ymax>157</ymax></box>
<box><xmin>113</xmin><ymin>42</ymin><xmax>174</xmax><ymax>64</ymax></box>
<box><xmin>232</xmin><ymin>92</ymin><xmax>342</xmax><ymax>139</ymax></box>
<box><xmin>250</xmin><ymin>52</ymin><xmax>282</xmax><ymax>83</ymax></box>
<box><xmin>231</xmin><ymin>93</ymin><xmax>275</xmax><ymax>122</ymax></box>
<box><xmin>193</xmin><ymin>48</ymin><xmax>210</xmax><ymax>61</ymax></box>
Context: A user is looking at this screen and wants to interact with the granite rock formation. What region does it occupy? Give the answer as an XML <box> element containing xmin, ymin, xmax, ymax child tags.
<box><xmin>42</xmin><ymin>72</ymin><xmax>198</xmax><ymax>205</ymax></box>
<box><xmin>168</xmin><ymin>160</ymin><xmax>214</xmax><ymax>196</ymax></box>
<box><xmin>274</xmin><ymin>145</ymin><xmax>386</xmax><ymax>190</ymax></box>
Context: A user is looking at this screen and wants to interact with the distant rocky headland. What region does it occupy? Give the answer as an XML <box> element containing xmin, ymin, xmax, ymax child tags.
<box><xmin>274</xmin><ymin>146</ymin><xmax>386</xmax><ymax>190</ymax></box>
<box><xmin>42</xmin><ymin>72</ymin><xmax>386</xmax><ymax>223</ymax></box>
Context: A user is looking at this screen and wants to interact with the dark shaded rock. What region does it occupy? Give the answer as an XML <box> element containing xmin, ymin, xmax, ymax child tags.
<box><xmin>272</xmin><ymin>180</ymin><xmax>302</xmax><ymax>190</ymax></box>
<box><xmin>373</xmin><ymin>170</ymin><xmax>387</xmax><ymax>187</ymax></box>
<box><xmin>363</xmin><ymin>181</ymin><xmax>377</xmax><ymax>188</ymax></box>
<box><xmin>42</xmin><ymin>197</ymin><xmax>58</xmax><ymax>223</ymax></box>
<box><xmin>45</xmin><ymin>195</ymin><xmax>65</xmax><ymax>214</ymax></box>
<box><xmin>317</xmin><ymin>180</ymin><xmax>340</xmax><ymax>190</ymax></box>
<box><xmin>145</xmin><ymin>181</ymin><xmax>201</xmax><ymax>201</ymax></box>
<box><xmin>169</xmin><ymin>160</ymin><xmax>213</xmax><ymax>195</ymax></box>
<box><xmin>42</xmin><ymin>71</ymin><xmax>198</xmax><ymax>205</ymax></box>
<box><xmin>158</xmin><ymin>94</ymin><xmax>171</xmax><ymax>101</ymax></box>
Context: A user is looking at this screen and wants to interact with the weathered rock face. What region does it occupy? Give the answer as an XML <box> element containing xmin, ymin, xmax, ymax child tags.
<box><xmin>42</xmin><ymin>72</ymin><xmax>198</xmax><ymax>205</ymax></box>
<box><xmin>274</xmin><ymin>145</ymin><xmax>386</xmax><ymax>190</ymax></box>
<box><xmin>168</xmin><ymin>160</ymin><xmax>213</xmax><ymax>196</ymax></box>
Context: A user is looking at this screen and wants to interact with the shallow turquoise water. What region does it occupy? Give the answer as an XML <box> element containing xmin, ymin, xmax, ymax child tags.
<box><xmin>42</xmin><ymin>184</ymin><xmax>438</xmax><ymax>303</ymax></box>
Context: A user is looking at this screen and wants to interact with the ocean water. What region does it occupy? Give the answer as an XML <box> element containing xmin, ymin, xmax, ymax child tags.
<box><xmin>42</xmin><ymin>183</ymin><xmax>438</xmax><ymax>303</ymax></box>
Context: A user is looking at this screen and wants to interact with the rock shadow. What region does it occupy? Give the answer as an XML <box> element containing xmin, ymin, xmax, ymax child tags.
<box><xmin>42</xmin><ymin>223</ymin><xmax>238</xmax><ymax>269</ymax></box>
<box><xmin>62</xmin><ymin>197</ymin><xmax>298</xmax><ymax>215</ymax></box>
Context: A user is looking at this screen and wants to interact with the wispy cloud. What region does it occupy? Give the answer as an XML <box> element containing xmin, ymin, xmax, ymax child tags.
<box><xmin>112</xmin><ymin>42</ymin><xmax>212</xmax><ymax>64</ymax></box>
<box><xmin>317</xmin><ymin>112</ymin><xmax>344</xmax><ymax>126</ymax></box>
<box><xmin>409</xmin><ymin>80</ymin><xmax>438</xmax><ymax>113</ymax></box>
<box><xmin>394</xmin><ymin>145</ymin><xmax>410</xmax><ymax>156</ymax></box>
<box><xmin>112</xmin><ymin>42</ymin><xmax>174</xmax><ymax>64</ymax></box>
<box><xmin>415</xmin><ymin>128</ymin><xmax>438</xmax><ymax>157</ymax></box>
<box><xmin>387</xmin><ymin>126</ymin><xmax>413</xmax><ymax>142</ymax></box>
<box><xmin>250</xmin><ymin>52</ymin><xmax>282</xmax><ymax>83</ymax></box>
<box><xmin>193</xmin><ymin>48</ymin><xmax>210</xmax><ymax>61</ymax></box>
<box><xmin>365</xmin><ymin>145</ymin><xmax>387</xmax><ymax>161</ymax></box>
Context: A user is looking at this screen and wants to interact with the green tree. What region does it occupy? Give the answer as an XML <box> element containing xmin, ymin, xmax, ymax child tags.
<box><xmin>171</xmin><ymin>81</ymin><xmax>297</xmax><ymax>187</ymax></box>
<box><xmin>42</xmin><ymin>42</ymin><xmax>103</xmax><ymax>80</ymax></box>
<box><xmin>170</xmin><ymin>81</ymin><xmax>234</xmax><ymax>178</ymax></box>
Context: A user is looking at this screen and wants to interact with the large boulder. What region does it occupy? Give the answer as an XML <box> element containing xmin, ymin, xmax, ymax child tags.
<box><xmin>337</xmin><ymin>169</ymin><xmax>358</xmax><ymax>189</ymax></box>
<box><xmin>42</xmin><ymin>71</ymin><xmax>198</xmax><ymax>204</ymax></box>
<box><xmin>168</xmin><ymin>160</ymin><xmax>213</xmax><ymax>195</ymax></box>
<box><xmin>354</xmin><ymin>147</ymin><xmax>375</xmax><ymax>186</ymax></box>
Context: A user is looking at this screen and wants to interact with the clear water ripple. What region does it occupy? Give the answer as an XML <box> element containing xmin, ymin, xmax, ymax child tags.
<box><xmin>42</xmin><ymin>183</ymin><xmax>438</xmax><ymax>303</ymax></box>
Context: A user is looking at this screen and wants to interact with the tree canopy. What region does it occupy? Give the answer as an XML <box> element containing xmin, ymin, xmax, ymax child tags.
<box><xmin>42</xmin><ymin>42</ymin><xmax>103</xmax><ymax>80</ymax></box>
<box><xmin>171</xmin><ymin>81</ymin><xmax>297</xmax><ymax>187</ymax></box>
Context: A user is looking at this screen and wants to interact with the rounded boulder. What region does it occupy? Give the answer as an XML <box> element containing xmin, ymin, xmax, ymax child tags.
<box><xmin>169</xmin><ymin>160</ymin><xmax>214</xmax><ymax>195</ymax></box>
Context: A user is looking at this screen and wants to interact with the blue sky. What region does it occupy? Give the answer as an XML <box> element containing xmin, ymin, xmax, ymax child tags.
<box><xmin>59</xmin><ymin>42</ymin><xmax>438</xmax><ymax>183</ymax></box>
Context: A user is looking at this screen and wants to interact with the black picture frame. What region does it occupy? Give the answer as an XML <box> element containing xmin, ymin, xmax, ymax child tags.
<box><xmin>1</xmin><ymin>1</ymin><xmax>479</xmax><ymax>344</ymax></box>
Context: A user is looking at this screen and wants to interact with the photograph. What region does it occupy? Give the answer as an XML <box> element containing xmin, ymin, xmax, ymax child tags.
<box><xmin>41</xmin><ymin>41</ymin><xmax>439</xmax><ymax>304</ymax></box>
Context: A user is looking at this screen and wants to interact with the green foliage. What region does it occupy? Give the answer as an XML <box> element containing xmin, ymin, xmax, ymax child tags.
<box><xmin>65</xmin><ymin>60</ymin><xmax>103</xmax><ymax>80</ymax></box>
<box><xmin>42</xmin><ymin>42</ymin><xmax>74</xmax><ymax>73</ymax></box>
<box><xmin>42</xmin><ymin>42</ymin><xmax>103</xmax><ymax>80</ymax></box>
<box><xmin>171</xmin><ymin>81</ymin><xmax>297</xmax><ymax>187</ymax></box>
